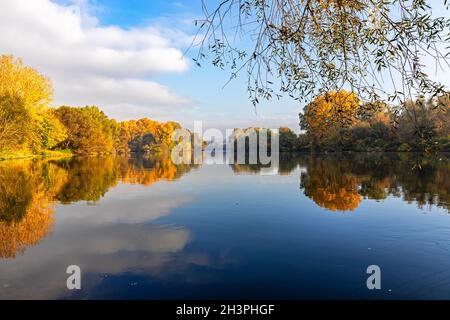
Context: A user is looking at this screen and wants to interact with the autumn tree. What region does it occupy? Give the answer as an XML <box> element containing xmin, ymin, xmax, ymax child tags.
<box><xmin>115</xmin><ymin>123</ymin><xmax>133</xmax><ymax>154</ymax></box>
<box><xmin>118</xmin><ymin>119</ymin><xmax>182</xmax><ymax>153</ymax></box>
<box><xmin>0</xmin><ymin>94</ymin><xmax>30</xmax><ymax>152</ymax></box>
<box><xmin>358</xmin><ymin>101</ymin><xmax>390</xmax><ymax>125</ymax></box>
<box><xmin>395</xmin><ymin>95</ymin><xmax>450</xmax><ymax>151</ymax></box>
<box><xmin>125</xmin><ymin>118</ymin><xmax>159</xmax><ymax>152</ymax></box>
<box><xmin>55</xmin><ymin>106</ymin><xmax>107</xmax><ymax>154</ymax></box>
<box><xmin>55</xmin><ymin>106</ymin><xmax>116</xmax><ymax>154</ymax></box>
<box><xmin>81</xmin><ymin>106</ymin><xmax>117</xmax><ymax>152</ymax></box>
<box><xmin>156</xmin><ymin>121</ymin><xmax>182</xmax><ymax>151</ymax></box>
<box><xmin>40</xmin><ymin>109</ymin><xmax>68</xmax><ymax>150</ymax></box>
<box><xmin>300</xmin><ymin>90</ymin><xmax>361</xmax><ymax>146</ymax></box>
<box><xmin>0</xmin><ymin>55</ymin><xmax>52</xmax><ymax>112</ymax></box>
<box><xmin>0</xmin><ymin>55</ymin><xmax>66</xmax><ymax>154</ymax></box>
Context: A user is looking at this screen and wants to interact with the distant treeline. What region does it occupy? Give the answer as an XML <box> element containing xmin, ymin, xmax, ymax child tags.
<box><xmin>294</xmin><ymin>90</ymin><xmax>450</xmax><ymax>152</ymax></box>
<box><xmin>0</xmin><ymin>55</ymin><xmax>183</xmax><ymax>158</ymax></box>
<box><xmin>217</xmin><ymin>90</ymin><xmax>449</xmax><ymax>153</ymax></box>
<box><xmin>55</xmin><ymin>106</ymin><xmax>182</xmax><ymax>155</ymax></box>
<box><xmin>1</xmin><ymin>55</ymin><xmax>449</xmax><ymax>158</ymax></box>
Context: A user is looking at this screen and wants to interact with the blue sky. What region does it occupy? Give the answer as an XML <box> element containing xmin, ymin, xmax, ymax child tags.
<box><xmin>94</xmin><ymin>0</ymin><xmax>198</xmax><ymax>26</ymax></box>
<box><xmin>116</xmin><ymin>0</ymin><xmax>304</xmax><ymax>132</ymax></box>
<box><xmin>68</xmin><ymin>0</ymin><xmax>450</xmax><ymax>131</ymax></box>
<box><xmin>1</xmin><ymin>0</ymin><xmax>303</xmax><ymax>131</ymax></box>
<box><xmin>1</xmin><ymin>0</ymin><xmax>449</xmax><ymax>132</ymax></box>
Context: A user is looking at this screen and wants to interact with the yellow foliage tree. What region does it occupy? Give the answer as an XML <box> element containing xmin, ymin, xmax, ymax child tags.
<box><xmin>0</xmin><ymin>55</ymin><xmax>66</xmax><ymax>154</ymax></box>
<box><xmin>0</xmin><ymin>55</ymin><xmax>52</xmax><ymax>111</ymax></box>
<box><xmin>301</xmin><ymin>90</ymin><xmax>361</xmax><ymax>145</ymax></box>
<box><xmin>41</xmin><ymin>109</ymin><xmax>68</xmax><ymax>149</ymax></box>
<box><xmin>0</xmin><ymin>94</ymin><xmax>30</xmax><ymax>151</ymax></box>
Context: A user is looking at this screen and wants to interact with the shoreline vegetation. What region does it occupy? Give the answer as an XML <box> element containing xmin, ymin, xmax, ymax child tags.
<box><xmin>0</xmin><ymin>55</ymin><xmax>186</xmax><ymax>161</ymax></box>
<box><xmin>1</xmin><ymin>55</ymin><xmax>449</xmax><ymax>161</ymax></box>
<box><xmin>0</xmin><ymin>150</ymin><xmax>73</xmax><ymax>161</ymax></box>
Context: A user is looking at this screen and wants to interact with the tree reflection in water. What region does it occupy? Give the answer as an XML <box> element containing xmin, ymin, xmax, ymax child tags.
<box><xmin>1</xmin><ymin>153</ymin><xmax>448</xmax><ymax>259</ymax></box>
<box><xmin>300</xmin><ymin>159</ymin><xmax>362</xmax><ymax>211</ymax></box>
<box><xmin>0</xmin><ymin>155</ymin><xmax>197</xmax><ymax>258</ymax></box>
<box><xmin>230</xmin><ymin>153</ymin><xmax>449</xmax><ymax>212</ymax></box>
<box><xmin>0</xmin><ymin>161</ymin><xmax>67</xmax><ymax>258</ymax></box>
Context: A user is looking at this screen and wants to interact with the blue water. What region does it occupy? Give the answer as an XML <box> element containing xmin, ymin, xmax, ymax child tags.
<box><xmin>0</xmin><ymin>154</ymin><xmax>449</xmax><ymax>299</ymax></box>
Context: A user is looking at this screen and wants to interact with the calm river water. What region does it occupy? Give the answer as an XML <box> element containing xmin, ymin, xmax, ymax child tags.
<box><xmin>0</xmin><ymin>153</ymin><xmax>449</xmax><ymax>299</ymax></box>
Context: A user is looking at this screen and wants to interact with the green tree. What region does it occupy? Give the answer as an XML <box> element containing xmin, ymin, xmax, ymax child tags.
<box><xmin>279</xmin><ymin>127</ymin><xmax>299</xmax><ymax>152</ymax></box>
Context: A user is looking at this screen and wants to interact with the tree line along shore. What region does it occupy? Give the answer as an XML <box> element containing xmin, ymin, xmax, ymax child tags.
<box><xmin>1</xmin><ymin>55</ymin><xmax>449</xmax><ymax>160</ymax></box>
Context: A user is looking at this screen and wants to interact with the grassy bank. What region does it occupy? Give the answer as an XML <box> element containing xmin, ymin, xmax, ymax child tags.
<box><xmin>0</xmin><ymin>149</ymin><xmax>73</xmax><ymax>161</ymax></box>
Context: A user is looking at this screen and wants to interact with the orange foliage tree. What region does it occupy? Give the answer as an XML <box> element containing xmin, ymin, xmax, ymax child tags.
<box><xmin>300</xmin><ymin>90</ymin><xmax>361</xmax><ymax>146</ymax></box>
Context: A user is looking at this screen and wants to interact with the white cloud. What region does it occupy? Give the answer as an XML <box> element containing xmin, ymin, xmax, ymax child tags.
<box><xmin>0</xmin><ymin>0</ymin><xmax>193</xmax><ymax>120</ymax></box>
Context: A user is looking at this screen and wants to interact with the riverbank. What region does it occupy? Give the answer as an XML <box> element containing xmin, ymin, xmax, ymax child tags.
<box><xmin>0</xmin><ymin>149</ymin><xmax>74</xmax><ymax>161</ymax></box>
